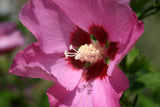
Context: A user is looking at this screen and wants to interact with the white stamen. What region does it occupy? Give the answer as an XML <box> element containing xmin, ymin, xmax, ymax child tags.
<box><xmin>64</xmin><ymin>50</ymin><xmax>68</xmax><ymax>58</ymax></box>
<box><xmin>69</xmin><ymin>45</ymin><xmax>73</xmax><ymax>50</ymax></box>
<box><xmin>64</xmin><ymin>45</ymin><xmax>78</xmax><ymax>59</ymax></box>
<box><xmin>69</xmin><ymin>45</ymin><xmax>77</xmax><ymax>52</ymax></box>
<box><xmin>64</xmin><ymin>43</ymin><xmax>105</xmax><ymax>63</ymax></box>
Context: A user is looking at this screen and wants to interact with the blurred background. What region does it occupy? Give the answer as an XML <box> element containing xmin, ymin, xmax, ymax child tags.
<box><xmin>0</xmin><ymin>0</ymin><xmax>160</xmax><ymax>107</ymax></box>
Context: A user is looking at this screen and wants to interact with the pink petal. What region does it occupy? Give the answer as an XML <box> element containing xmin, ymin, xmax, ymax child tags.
<box><xmin>92</xmin><ymin>79</ymin><xmax>120</xmax><ymax>107</ymax></box>
<box><xmin>0</xmin><ymin>22</ymin><xmax>15</xmax><ymax>35</ymax></box>
<box><xmin>9</xmin><ymin>43</ymin><xmax>57</xmax><ymax>82</ymax></box>
<box><xmin>47</xmin><ymin>81</ymin><xmax>93</xmax><ymax>107</ymax></box>
<box><xmin>10</xmin><ymin>42</ymin><xmax>82</xmax><ymax>90</ymax></box>
<box><xmin>109</xmin><ymin>67</ymin><xmax>129</xmax><ymax>94</ymax></box>
<box><xmin>107</xmin><ymin>13</ymin><xmax>144</xmax><ymax>76</ymax></box>
<box><xmin>116</xmin><ymin>0</ymin><xmax>130</xmax><ymax>4</ymax></box>
<box><xmin>47</xmin><ymin>83</ymin><xmax>74</xmax><ymax>107</ymax></box>
<box><xmin>54</xmin><ymin>0</ymin><xmax>134</xmax><ymax>41</ymax></box>
<box><xmin>50</xmin><ymin>57</ymin><xmax>83</xmax><ymax>90</ymax></box>
<box><xmin>0</xmin><ymin>22</ymin><xmax>25</xmax><ymax>53</ymax></box>
<box><xmin>20</xmin><ymin>0</ymin><xmax>76</xmax><ymax>54</ymax></box>
<box><xmin>92</xmin><ymin>67</ymin><xmax>128</xmax><ymax>107</ymax></box>
<box><xmin>47</xmin><ymin>67</ymin><xmax>128</xmax><ymax>107</ymax></box>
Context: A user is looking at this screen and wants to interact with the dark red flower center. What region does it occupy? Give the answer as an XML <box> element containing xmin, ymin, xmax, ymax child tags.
<box><xmin>66</xmin><ymin>25</ymin><xmax>118</xmax><ymax>81</ymax></box>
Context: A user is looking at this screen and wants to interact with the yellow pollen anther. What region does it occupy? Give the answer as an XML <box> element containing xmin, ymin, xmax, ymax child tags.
<box><xmin>64</xmin><ymin>43</ymin><xmax>105</xmax><ymax>63</ymax></box>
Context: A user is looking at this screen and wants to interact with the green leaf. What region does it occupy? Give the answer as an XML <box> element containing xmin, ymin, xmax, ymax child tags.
<box><xmin>138</xmin><ymin>94</ymin><xmax>160</xmax><ymax>107</ymax></box>
<box><xmin>131</xmin><ymin>0</ymin><xmax>151</xmax><ymax>12</ymax></box>
<box><xmin>0</xmin><ymin>90</ymin><xmax>11</xmax><ymax>107</ymax></box>
<box><xmin>132</xmin><ymin>94</ymin><xmax>139</xmax><ymax>107</ymax></box>
<box><xmin>129</xmin><ymin>81</ymin><xmax>145</xmax><ymax>91</ymax></box>
<box><xmin>137</xmin><ymin>72</ymin><xmax>160</xmax><ymax>88</ymax></box>
<box><xmin>126</xmin><ymin>48</ymin><xmax>139</xmax><ymax>67</ymax></box>
<box><xmin>0</xmin><ymin>55</ymin><xmax>10</xmax><ymax>72</ymax></box>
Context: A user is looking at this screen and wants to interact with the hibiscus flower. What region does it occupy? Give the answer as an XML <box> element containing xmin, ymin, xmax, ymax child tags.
<box><xmin>0</xmin><ymin>22</ymin><xmax>25</xmax><ymax>53</ymax></box>
<box><xmin>9</xmin><ymin>0</ymin><xmax>144</xmax><ymax>106</ymax></box>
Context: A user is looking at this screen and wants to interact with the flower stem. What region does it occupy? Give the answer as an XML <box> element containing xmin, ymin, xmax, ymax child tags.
<box><xmin>138</xmin><ymin>1</ymin><xmax>160</xmax><ymax>20</ymax></box>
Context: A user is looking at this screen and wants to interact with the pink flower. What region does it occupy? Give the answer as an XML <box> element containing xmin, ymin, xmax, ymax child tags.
<box><xmin>0</xmin><ymin>22</ymin><xmax>25</xmax><ymax>53</ymax></box>
<box><xmin>9</xmin><ymin>0</ymin><xmax>144</xmax><ymax>107</ymax></box>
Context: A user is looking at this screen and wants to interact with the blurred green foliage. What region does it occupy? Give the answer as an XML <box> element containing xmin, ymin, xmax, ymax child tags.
<box><xmin>131</xmin><ymin>0</ymin><xmax>160</xmax><ymax>19</ymax></box>
<box><xmin>120</xmin><ymin>49</ymin><xmax>160</xmax><ymax>107</ymax></box>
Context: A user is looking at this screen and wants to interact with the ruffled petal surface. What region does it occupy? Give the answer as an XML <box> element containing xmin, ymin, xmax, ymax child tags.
<box><xmin>0</xmin><ymin>22</ymin><xmax>25</xmax><ymax>53</ymax></box>
<box><xmin>47</xmin><ymin>67</ymin><xmax>129</xmax><ymax>107</ymax></box>
<box><xmin>47</xmin><ymin>82</ymin><xmax>93</xmax><ymax>107</ymax></box>
<box><xmin>10</xmin><ymin>42</ymin><xmax>82</xmax><ymax>90</ymax></box>
<box><xmin>107</xmin><ymin>13</ymin><xmax>144</xmax><ymax>75</ymax></box>
<box><xmin>20</xmin><ymin>0</ymin><xmax>76</xmax><ymax>54</ymax></box>
<box><xmin>53</xmin><ymin>0</ymin><xmax>134</xmax><ymax>42</ymax></box>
